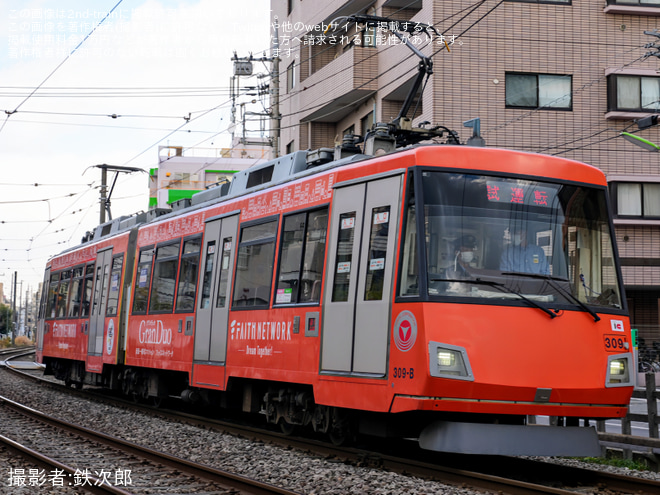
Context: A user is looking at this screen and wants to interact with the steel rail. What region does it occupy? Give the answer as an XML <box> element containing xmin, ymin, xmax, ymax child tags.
<box><xmin>0</xmin><ymin>394</ymin><xmax>301</xmax><ymax>495</ymax></box>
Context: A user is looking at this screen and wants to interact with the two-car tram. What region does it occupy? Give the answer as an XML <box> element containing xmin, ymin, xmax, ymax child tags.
<box><xmin>36</xmin><ymin>144</ymin><xmax>633</xmax><ymax>455</ymax></box>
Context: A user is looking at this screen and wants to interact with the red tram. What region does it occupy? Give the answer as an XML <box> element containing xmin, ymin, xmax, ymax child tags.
<box><xmin>36</xmin><ymin>144</ymin><xmax>634</xmax><ymax>455</ymax></box>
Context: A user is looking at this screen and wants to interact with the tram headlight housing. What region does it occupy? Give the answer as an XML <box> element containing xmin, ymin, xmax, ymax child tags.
<box><xmin>606</xmin><ymin>354</ymin><xmax>633</xmax><ymax>387</ymax></box>
<box><xmin>429</xmin><ymin>342</ymin><xmax>474</xmax><ymax>381</ymax></box>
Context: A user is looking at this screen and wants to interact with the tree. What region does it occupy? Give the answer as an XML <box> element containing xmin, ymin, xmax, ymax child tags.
<box><xmin>0</xmin><ymin>304</ymin><xmax>12</xmax><ymax>336</ymax></box>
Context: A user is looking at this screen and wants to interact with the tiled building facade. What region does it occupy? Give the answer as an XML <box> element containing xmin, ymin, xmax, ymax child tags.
<box><xmin>272</xmin><ymin>0</ymin><xmax>660</xmax><ymax>349</ymax></box>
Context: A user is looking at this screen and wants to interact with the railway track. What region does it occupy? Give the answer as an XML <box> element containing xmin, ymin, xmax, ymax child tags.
<box><xmin>5</xmin><ymin>353</ymin><xmax>660</xmax><ymax>494</ymax></box>
<box><xmin>0</xmin><ymin>345</ymin><xmax>36</xmax><ymax>359</ymax></box>
<box><xmin>0</xmin><ymin>393</ymin><xmax>301</xmax><ymax>494</ymax></box>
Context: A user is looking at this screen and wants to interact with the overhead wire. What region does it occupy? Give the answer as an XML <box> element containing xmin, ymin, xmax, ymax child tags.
<box><xmin>0</xmin><ymin>0</ymin><xmax>125</xmax><ymax>137</ymax></box>
<box><xmin>2</xmin><ymin>0</ymin><xmax>501</xmax><ymax>282</ymax></box>
<box><xmin>146</xmin><ymin>1</ymin><xmax>497</xmax><ymax>193</ymax></box>
<box><xmin>278</xmin><ymin>0</ymin><xmax>496</xmax><ymax>129</ymax></box>
<box><xmin>275</xmin><ymin>0</ymin><xmax>485</xmax><ymax>108</ymax></box>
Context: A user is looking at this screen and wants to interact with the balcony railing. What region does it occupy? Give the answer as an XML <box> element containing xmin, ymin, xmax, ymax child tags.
<box><xmin>604</xmin><ymin>0</ymin><xmax>660</xmax><ymax>15</ymax></box>
<box><xmin>606</xmin><ymin>0</ymin><xmax>660</xmax><ymax>4</ymax></box>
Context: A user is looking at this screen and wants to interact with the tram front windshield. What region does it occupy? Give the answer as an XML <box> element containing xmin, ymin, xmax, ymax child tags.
<box><xmin>400</xmin><ymin>171</ymin><xmax>623</xmax><ymax>311</ymax></box>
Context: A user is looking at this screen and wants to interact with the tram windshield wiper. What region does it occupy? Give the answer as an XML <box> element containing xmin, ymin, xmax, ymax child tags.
<box><xmin>428</xmin><ymin>277</ymin><xmax>559</xmax><ymax>319</ymax></box>
<box><xmin>501</xmin><ymin>272</ymin><xmax>600</xmax><ymax>322</ymax></box>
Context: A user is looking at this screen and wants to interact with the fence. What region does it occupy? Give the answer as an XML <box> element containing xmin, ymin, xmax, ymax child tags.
<box><xmin>596</xmin><ymin>372</ymin><xmax>660</xmax><ymax>463</ymax></box>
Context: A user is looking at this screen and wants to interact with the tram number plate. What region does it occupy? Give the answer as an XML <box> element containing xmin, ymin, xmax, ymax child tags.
<box><xmin>392</xmin><ymin>367</ymin><xmax>414</xmax><ymax>379</ymax></box>
<box><xmin>604</xmin><ymin>334</ymin><xmax>628</xmax><ymax>352</ymax></box>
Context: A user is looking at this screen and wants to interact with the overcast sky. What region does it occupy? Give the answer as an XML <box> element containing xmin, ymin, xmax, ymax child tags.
<box><xmin>0</xmin><ymin>0</ymin><xmax>271</xmax><ymax>295</ymax></box>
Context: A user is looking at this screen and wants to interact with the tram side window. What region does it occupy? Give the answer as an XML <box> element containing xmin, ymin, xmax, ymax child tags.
<box><xmin>67</xmin><ymin>266</ymin><xmax>85</xmax><ymax>318</ymax></box>
<box><xmin>275</xmin><ymin>207</ymin><xmax>328</xmax><ymax>304</ymax></box>
<box><xmin>331</xmin><ymin>212</ymin><xmax>357</xmax><ymax>302</ymax></box>
<box><xmin>176</xmin><ymin>236</ymin><xmax>201</xmax><ymax>312</ymax></box>
<box><xmin>232</xmin><ymin>219</ymin><xmax>278</xmax><ymax>308</ymax></box>
<box><xmin>365</xmin><ymin>206</ymin><xmax>391</xmax><ymax>301</ymax></box>
<box><xmin>45</xmin><ymin>272</ymin><xmax>60</xmax><ymax>319</ymax></box>
<box><xmin>106</xmin><ymin>255</ymin><xmax>124</xmax><ymax>317</ymax></box>
<box><xmin>56</xmin><ymin>270</ymin><xmax>71</xmax><ymax>318</ymax></box>
<box><xmin>81</xmin><ymin>264</ymin><xmax>95</xmax><ymax>317</ymax></box>
<box><xmin>149</xmin><ymin>242</ymin><xmax>181</xmax><ymax>313</ymax></box>
<box><xmin>132</xmin><ymin>248</ymin><xmax>154</xmax><ymax>314</ymax></box>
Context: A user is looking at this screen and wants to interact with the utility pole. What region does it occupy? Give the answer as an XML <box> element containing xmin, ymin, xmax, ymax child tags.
<box><xmin>24</xmin><ymin>287</ymin><xmax>29</xmax><ymax>339</ymax></box>
<box><xmin>231</xmin><ymin>14</ymin><xmax>281</xmax><ymax>159</ymax></box>
<box><xmin>88</xmin><ymin>164</ymin><xmax>145</xmax><ymax>224</ymax></box>
<box><xmin>12</xmin><ymin>271</ymin><xmax>17</xmax><ymax>345</ymax></box>
<box><xmin>18</xmin><ymin>280</ymin><xmax>22</xmax><ymax>335</ymax></box>
<box><xmin>272</xmin><ymin>18</ymin><xmax>281</xmax><ymax>158</ymax></box>
<box><xmin>99</xmin><ymin>166</ymin><xmax>107</xmax><ymax>224</ymax></box>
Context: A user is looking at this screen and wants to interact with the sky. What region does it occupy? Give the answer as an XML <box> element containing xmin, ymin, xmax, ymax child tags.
<box><xmin>0</xmin><ymin>0</ymin><xmax>272</xmax><ymax>297</ymax></box>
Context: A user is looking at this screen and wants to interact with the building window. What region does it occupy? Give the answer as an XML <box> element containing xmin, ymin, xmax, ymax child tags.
<box><xmin>286</xmin><ymin>140</ymin><xmax>295</xmax><ymax>154</ymax></box>
<box><xmin>612</xmin><ymin>182</ymin><xmax>660</xmax><ymax>218</ymax></box>
<box><xmin>505</xmin><ymin>73</ymin><xmax>572</xmax><ymax>109</ymax></box>
<box><xmin>287</xmin><ymin>62</ymin><xmax>296</xmax><ymax>92</ymax></box>
<box><xmin>361</xmin><ymin>111</ymin><xmax>374</xmax><ymax>134</ymax></box>
<box><xmin>608</xmin><ymin>74</ymin><xmax>660</xmax><ymax>112</ymax></box>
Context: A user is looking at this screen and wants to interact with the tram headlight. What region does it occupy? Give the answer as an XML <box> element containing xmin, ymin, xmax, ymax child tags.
<box><xmin>610</xmin><ymin>360</ymin><xmax>625</xmax><ymax>376</ymax></box>
<box><xmin>429</xmin><ymin>342</ymin><xmax>474</xmax><ymax>381</ymax></box>
<box><xmin>606</xmin><ymin>354</ymin><xmax>633</xmax><ymax>387</ymax></box>
<box><xmin>437</xmin><ymin>350</ymin><xmax>456</xmax><ymax>367</ymax></box>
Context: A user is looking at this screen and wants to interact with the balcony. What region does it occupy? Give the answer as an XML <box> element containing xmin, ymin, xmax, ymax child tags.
<box><xmin>299</xmin><ymin>46</ymin><xmax>378</xmax><ymax>123</ymax></box>
<box><xmin>604</xmin><ymin>0</ymin><xmax>660</xmax><ymax>15</ymax></box>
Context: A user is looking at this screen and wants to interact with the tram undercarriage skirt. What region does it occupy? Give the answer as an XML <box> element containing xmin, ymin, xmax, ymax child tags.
<box><xmin>418</xmin><ymin>421</ymin><xmax>601</xmax><ymax>456</ymax></box>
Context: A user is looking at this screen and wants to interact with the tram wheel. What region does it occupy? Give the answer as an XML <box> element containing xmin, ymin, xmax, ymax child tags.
<box><xmin>280</xmin><ymin>420</ymin><xmax>296</xmax><ymax>436</ymax></box>
<box><xmin>328</xmin><ymin>428</ymin><xmax>348</xmax><ymax>446</ymax></box>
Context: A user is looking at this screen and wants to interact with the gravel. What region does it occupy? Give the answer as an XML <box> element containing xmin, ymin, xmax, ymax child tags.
<box><xmin>1</xmin><ymin>368</ymin><xmax>658</xmax><ymax>494</ymax></box>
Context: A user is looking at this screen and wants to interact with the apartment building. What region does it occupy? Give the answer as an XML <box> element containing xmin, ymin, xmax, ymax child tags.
<box><xmin>272</xmin><ymin>0</ymin><xmax>660</xmax><ymax>349</ymax></box>
<box><xmin>149</xmin><ymin>144</ymin><xmax>268</xmax><ymax>209</ymax></box>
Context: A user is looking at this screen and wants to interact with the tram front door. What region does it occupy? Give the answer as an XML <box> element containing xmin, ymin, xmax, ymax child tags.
<box><xmin>321</xmin><ymin>173</ymin><xmax>402</xmax><ymax>376</ymax></box>
<box><xmin>193</xmin><ymin>213</ymin><xmax>239</xmax><ymax>367</ymax></box>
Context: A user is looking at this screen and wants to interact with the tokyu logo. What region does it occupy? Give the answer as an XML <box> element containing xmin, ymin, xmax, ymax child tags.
<box><xmin>393</xmin><ymin>311</ymin><xmax>417</xmax><ymax>352</ymax></box>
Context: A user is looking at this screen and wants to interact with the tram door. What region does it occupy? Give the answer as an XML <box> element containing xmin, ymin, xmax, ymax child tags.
<box><xmin>88</xmin><ymin>247</ymin><xmax>113</xmax><ymax>356</ymax></box>
<box><xmin>194</xmin><ymin>214</ymin><xmax>239</xmax><ymax>364</ymax></box>
<box><xmin>321</xmin><ymin>174</ymin><xmax>402</xmax><ymax>375</ymax></box>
